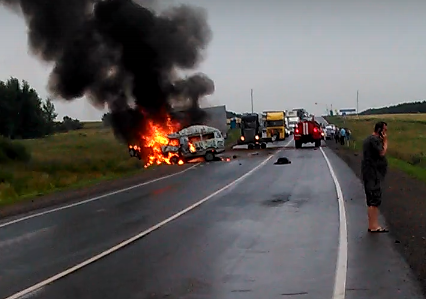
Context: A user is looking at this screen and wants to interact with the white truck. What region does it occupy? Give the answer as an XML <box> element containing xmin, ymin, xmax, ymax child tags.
<box><xmin>286</xmin><ymin>110</ymin><xmax>300</xmax><ymax>134</ymax></box>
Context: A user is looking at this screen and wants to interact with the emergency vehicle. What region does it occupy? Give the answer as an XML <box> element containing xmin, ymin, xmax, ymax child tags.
<box><xmin>294</xmin><ymin>118</ymin><xmax>323</xmax><ymax>148</ymax></box>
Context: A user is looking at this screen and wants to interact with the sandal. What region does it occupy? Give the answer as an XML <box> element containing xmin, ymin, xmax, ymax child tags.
<box><xmin>368</xmin><ymin>227</ymin><xmax>389</xmax><ymax>233</ymax></box>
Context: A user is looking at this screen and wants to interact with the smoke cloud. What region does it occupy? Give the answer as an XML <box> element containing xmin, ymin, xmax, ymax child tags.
<box><xmin>0</xmin><ymin>0</ymin><xmax>215</xmax><ymax>142</ymax></box>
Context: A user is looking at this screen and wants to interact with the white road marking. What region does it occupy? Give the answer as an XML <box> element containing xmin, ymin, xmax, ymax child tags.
<box><xmin>4</xmin><ymin>154</ymin><xmax>275</xmax><ymax>299</ymax></box>
<box><xmin>320</xmin><ymin>147</ymin><xmax>348</xmax><ymax>299</ymax></box>
<box><xmin>0</xmin><ymin>163</ymin><xmax>200</xmax><ymax>229</ymax></box>
<box><xmin>16</xmin><ymin>288</ymin><xmax>44</xmax><ymax>299</ymax></box>
<box><xmin>0</xmin><ymin>228</ymin><xmax>51</xmax><ymax>249</ymax></box>
<box><xmin>283</xmin><ymin>137</ymin><xmax>294</xmax><ymax>147</ymax></box>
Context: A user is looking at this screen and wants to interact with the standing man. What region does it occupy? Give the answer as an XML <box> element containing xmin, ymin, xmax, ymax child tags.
<box><xmin>340</xmin><ymin>127</ymin><xmax>346</xmax><ymax>145</ymax></box>
<box><xmin>334</xmin><ymin>127</ymin><xmax>340</xmax><ymax>144</ymax></box>
<box><xmin>345</xmin><ymin>128</ymin><xmax>351</xmax><ymax>146</ymax></box>
<box><xmin>361</xmin><ymin>121</ymin><xmax>389</xmax><ymax>233</ymax></box>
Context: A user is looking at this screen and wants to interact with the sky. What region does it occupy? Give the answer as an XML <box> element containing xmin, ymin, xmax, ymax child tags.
<box><xmin>1</xmin><ymin>0</ymin><xmax>426</xmax><ymax>121</ymax></box>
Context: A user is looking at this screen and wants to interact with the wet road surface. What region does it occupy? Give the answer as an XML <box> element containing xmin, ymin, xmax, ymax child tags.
<box><xmin>0</xmin><ymin>136</ymin><xmax>424</xmax><ymax>299</ymax></box>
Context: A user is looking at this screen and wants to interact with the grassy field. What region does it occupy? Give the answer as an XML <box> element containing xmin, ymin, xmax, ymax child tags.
<box><xmin>327</xmin><ymin>113</ymin><xmax>426</xmax><ymax>182</ymax></box>
<box><xmin>0</xmin><ymin>122</ymin><xmax>146</xmax><ymax>206</ymax></box>
<box><xmin>225</xmin><ymin>128</ymin><xmax>241</xmax><ymax>148</ymax></box>
<box><xmin>0</xmin><ymin>123</ymin><xmax>242</xmax><ymax>206</ymax></box>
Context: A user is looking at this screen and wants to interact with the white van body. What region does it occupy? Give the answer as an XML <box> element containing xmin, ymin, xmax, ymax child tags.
<box><xmin>162</xmin><ymin>125</ymin><xmax>225</xmax><ymax>161</ymax></box>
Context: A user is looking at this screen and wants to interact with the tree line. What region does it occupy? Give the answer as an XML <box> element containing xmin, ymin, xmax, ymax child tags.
<box><xmin>0</xmin><ymin>77</ymin><xmax>83</xmax><ymax>140</ymax></box>
<box><xmin>361</xmin><ymin>101</ymin><xmax>426</xmax><ymax>115</ymax></box>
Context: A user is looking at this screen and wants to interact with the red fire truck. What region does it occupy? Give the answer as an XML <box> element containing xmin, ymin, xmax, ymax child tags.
<box><xmin>294</xmin><ymin>118</ymin><xmax>323</xmax><ymax>148</ymax></box>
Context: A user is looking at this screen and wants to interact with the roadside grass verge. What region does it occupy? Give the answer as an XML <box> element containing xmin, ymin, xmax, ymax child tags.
<box><xmin>226</xmin><ymin>128</ymin><xmax>241</xmax><ymax>148</ymax></box>
<box><xmin>0</xmin><ymin>123</ymin><xmax>147</xmax><ymax>206</ymax></box>
<box><xmin>326</xmin><ymin>115</ymin><xmax>426</xmax><ymax>183</ymax></box>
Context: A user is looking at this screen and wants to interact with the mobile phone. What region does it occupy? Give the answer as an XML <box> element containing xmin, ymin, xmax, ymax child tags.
<box><xmin>378</xmin><ymin>128</ymin><xmax>384</xmax><ymax>138</ymax></box>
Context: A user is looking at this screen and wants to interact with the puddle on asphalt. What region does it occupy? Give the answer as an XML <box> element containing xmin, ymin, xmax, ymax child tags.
<box><xmin>262</xmin><ymin>193</ymin><xmax>310</xmax><ymax>209</ymax></box>
<box><xmin>263</xmin><ymin>194</ymin><xmax>290</xmax><ymax>206</ymax></box>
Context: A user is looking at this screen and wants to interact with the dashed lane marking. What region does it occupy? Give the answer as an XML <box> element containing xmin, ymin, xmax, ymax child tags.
<box><xmin>4</xmin><ymin>154</ymin><xmax>275</xmax><ymax>299</ymax></box>
<box><xmin>0</xmin><ymin>163</ymin><xmax>200</xmax><ymax>229</ymax></box>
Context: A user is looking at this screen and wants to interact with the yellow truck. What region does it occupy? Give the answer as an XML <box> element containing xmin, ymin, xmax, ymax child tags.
<box><xmin>263</xmin><ymin>111</ymin><xmax>286</xmax><ymax>142</ymax></box>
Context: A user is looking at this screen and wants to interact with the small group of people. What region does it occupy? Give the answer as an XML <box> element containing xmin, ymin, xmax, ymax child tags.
<box><xmin>334</xmin><ymin>126</ymin><xmax>351</xmax><ymax>145</ymax></box>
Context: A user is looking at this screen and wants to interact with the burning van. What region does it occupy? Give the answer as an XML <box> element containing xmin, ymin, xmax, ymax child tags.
<box><xmin>129</xmin><ymin>125</ymin><xmax>225</xmax><ymax>165</ymax></box>
<box><xmin>162</xmin><ymin>125</ymin><xmax>225</xmax><ymax>163</ymax></box>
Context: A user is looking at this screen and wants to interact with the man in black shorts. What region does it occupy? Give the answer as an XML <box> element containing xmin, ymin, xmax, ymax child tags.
<box><xmin>361</xmin><ymin>121</ymin><xmax>389</xmax><ymax>233</ymax></box>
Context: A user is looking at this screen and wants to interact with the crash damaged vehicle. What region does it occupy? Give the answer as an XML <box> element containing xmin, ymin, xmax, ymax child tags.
<box><xmin>162</xmin><ymin>125</ymin><xmax>225</xmax><ymax>163</ymax></box>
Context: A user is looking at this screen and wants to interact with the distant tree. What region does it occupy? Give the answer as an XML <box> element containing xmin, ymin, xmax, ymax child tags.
<box><xmin>226</xmin><ymin>111</ymin><xmax>242</xmax><ymax>118</ymax></box>
<box><xmin>361</xmin><ymin>101</ymin><xmax>426</xmax><ymax>115</ymax></box>
<box><xmin>0</xmin><ymin>77</ymin><xmax>55</xmax><ymax>139</ymax></box>
<box><xmin>41</xmin><ymin>98</ymin><xmax>58</xmax><ymax>135</ymax></box>
<box><xmin>55</xmin><ymin>116</ymin><xmax>83</xmax><ymax>132</ymax></box>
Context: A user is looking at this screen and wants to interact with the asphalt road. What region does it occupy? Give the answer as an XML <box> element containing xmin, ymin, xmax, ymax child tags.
<box><xmin>0</xmin><ymin>134</ymin><xmax>424</xmax><ymax>299</ymax></box>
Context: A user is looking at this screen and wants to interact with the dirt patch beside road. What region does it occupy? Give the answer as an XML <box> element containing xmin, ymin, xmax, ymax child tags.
<box><xmin>326</xmin><ymin>140</ymin><xmax>426</xmax><ymax>295</ymax></box>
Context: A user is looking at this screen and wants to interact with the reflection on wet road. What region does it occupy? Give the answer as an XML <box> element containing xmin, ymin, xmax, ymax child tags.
<box><xmin>0</xmin><ymin>134</ymin><xmax>424</xmax><ymax>299</ymax></box>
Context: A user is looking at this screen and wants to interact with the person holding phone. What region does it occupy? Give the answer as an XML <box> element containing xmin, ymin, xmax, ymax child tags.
<box><xmin>361</xmin><ymin>121</ymin><xmax>389</xmax><ymax>233</ymax></box>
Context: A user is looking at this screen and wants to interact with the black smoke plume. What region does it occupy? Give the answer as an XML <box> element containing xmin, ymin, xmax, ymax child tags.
<box><xmin>0</xmin><ymin>0</ymin><xmax>214</xmax><ymax>142</ymax></box>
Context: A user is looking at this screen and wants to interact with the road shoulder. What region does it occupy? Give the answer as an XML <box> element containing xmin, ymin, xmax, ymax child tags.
<box><xmin>0</xmin><ymin>163</ymin><xmax>196</xmax><ymax>220</ymax></box>
<box><xmin>324</xmin><ymin>141</ymin><xmax>426</xmax><ymax>297</ymax></box>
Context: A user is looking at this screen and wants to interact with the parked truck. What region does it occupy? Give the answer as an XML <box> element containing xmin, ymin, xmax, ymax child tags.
<box><xmin>286</xmin><ymin>110</ymin><xmax>300</xmax><ymax>133</ymax></box>
<box><xmin>238</xmin><ymin>113</ymin><xmax>267</xmax><ymax>149</ymax></box>
<box><xmin>262</xmin><ymin>111</ymin><xmax>286</xmax><ymax>142</ymax></box>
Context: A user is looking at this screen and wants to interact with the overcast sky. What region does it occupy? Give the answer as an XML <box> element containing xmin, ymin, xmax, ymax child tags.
<box><xmin>1</xmin><ymin>0</ymin><xmax>426</xmax><ymax>121</ymax></box>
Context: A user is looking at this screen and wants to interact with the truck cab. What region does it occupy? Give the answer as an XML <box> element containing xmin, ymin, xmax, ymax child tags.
<box><xmin>294</xmin><ymin>119</ymin><xmax>323</xmax><ymax>148</ymax></box>
<box><xmin>238</xmin><ymin>113</ymin><xmax>267</xmax><ymax>149</ymax></box>
<box><xmin>263</xmin><ymin>111</ymin><xmax>286</xmax><ymax>142</ymax></box>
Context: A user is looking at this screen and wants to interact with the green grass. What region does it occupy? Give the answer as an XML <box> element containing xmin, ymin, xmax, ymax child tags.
<box><xmin>0</xmin><ymin>123</ymin><xmax>147</xmax><ymax>206</ymax></box>
<box><xmin>326</xmin><ymin>115</ymin><xmax>426</xmax><ymax>182</ymax></box>
<box><xmin>0</xmin><ymin>123</ymin><xmax>242</xmax><ymax>206</ymax></box>
<box><xmin>226</xmin><ymin>128</ymin><xmax>241</xmax><ymax>148</ymax></box>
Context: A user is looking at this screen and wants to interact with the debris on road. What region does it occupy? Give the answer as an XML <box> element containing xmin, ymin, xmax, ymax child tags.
<box><xmin>274</xmin><ymin>157</ymin><xmax>291</xmax><ymax>165</ymax></box>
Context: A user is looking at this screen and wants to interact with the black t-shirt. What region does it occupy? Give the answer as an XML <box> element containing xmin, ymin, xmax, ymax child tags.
<box><xmin>361</xmin><ymin>134</ymin><xmax>388</xmax><ymax>180</ymax></box>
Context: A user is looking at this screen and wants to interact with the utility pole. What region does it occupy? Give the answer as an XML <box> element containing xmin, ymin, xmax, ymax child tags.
<box><xmin>356</xmin><ymin>90</ymin><xmax>359</xmax><ymax>117</ymax></box>
<box><xmin>251</xmin><ymin>89</ymin><xmax>254</xmax><ymax>113</ymax></box>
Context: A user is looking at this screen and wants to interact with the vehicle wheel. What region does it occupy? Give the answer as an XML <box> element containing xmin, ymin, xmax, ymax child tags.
<box><xmin>315</xmin><ymin>140</ymin><xmax>321</xmax><ymax>147</ymax></box>
<box><xmin>295</xmin><ymin>141</ymin><xmax>301</xmax><ymax>149</ymax></box>
<box><xmin>260</xmin><ymin>143</ymin><xmax>267</xmax><ymax>149</ymax></box>
<box><xmin>205</xmin><ymin>151</ymin><xmax>215</xmax><ymax>162</ymax></box>
<box><xmin>248</xmin><ymin>144</ymin><xmax>254</xmax><ymax>150</ymax></box>
<box><xmin>170</xmin><ymin>156</ymin><xmax>179</xmax><ymax>164</ymax></box>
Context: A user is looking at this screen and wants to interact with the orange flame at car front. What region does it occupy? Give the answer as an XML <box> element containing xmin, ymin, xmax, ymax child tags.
<box><xmin>140</xmin><ymin>117</ymin><xmax>181</xmax><ymax>168</ymax></box>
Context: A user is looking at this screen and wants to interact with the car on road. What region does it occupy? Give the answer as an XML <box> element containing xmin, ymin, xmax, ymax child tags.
<box><xmin>324</xmin><ymin>125</ymin><xmax>335</xmax><ymax>140</ymax></box>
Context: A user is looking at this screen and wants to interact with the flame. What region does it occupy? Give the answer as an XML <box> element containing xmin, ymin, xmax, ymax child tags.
<box><xmin>141</xmin><ymin>116</ymin><xmax>182</xmax><ymax>168</ymax></box>
<box><xmin>178</xmin><ymin>160</ymin><xmax>184</xmax><ymax>165</ymax></box>
<box><xmin>188</xmin><ymin>142</ymin><xmax>196</xmax><ymax>153</ymax></box>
